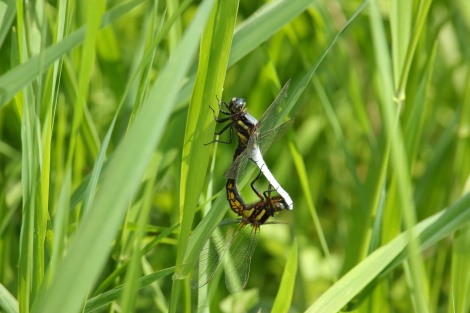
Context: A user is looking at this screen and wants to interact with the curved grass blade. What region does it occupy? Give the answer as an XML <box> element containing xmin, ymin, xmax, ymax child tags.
<box><xmin>93</xmin><ymin>224</ymin><xmax>179</xmax><ymax>295</ymax></box>
<box><xmin>174</xmin><ymin>0</ymin><xmax>314</xmax><ymax>106</ymax></box>
<box><xmin>228</xmin><ymin>0</ymin><xmax>313</xmax><ymax>66</ymax></box>
<box><xmin>84</xmin><ymin>267</ymin><xmax>174</xmax><ymax>313</ymax></box>
<box><xmin>0</xmin><ymin>1</ymin><xmax>16</xmax><ymax>49</ymax></box>
<box><xmin>174</xmin><ymin>0</ymin><xmax>239</xmax><ymax>291</ymax></box>
<box><xmin>0</xmin><ymin>283</ymin><xmax>18</xmax><ymax>313</ymax></box>
<box><xmin>0</xmin><ymin>0</ymin><xmax>148</xmax><ymax>107</ymax></box>
<box><xmin>272</xmin><ymin>239</ymin><xmax>298</xmax><ymax>313</ymax></box>
<box><xmin>32</xmin><ymin>0</ymin><xmax>215</xmax><ymax>312</ymax></box>
<box><xmin>306</xmin><ymin>192</ymin><xmax>470</xmax><ymax>313</ymax></box>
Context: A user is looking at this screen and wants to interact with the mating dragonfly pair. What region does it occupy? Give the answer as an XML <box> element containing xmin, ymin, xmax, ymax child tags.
<box><xmin>191</xmin><ymin>80</ymin><xmax>294</xmax><ymax>293</ymax></box>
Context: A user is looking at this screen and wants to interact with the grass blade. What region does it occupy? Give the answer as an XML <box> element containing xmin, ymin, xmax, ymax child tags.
<box><xmin>32</xmin><ymin>1</ymin><xmax>215</xmax><ymax>312</ymax></box>
<box><xmin>229</xmin><ymin>0</ymin><xmax>314</xmax><ymax>65</ymax></box>
<box><xmin>272</xmin><ymin>239</ymin><xmax>298</xmax><ymax>312</ymax></box>
<box><xmin>0</xmin><ymin>0</ymin><xmax>148</xmax><ymax>107</ymax></box>
<box><xmin>0</xmin><ymin>283</ymin><xmax>19</xmax><ymax>313</ymax></box>
<box><xmin>175</xmin><ymin>0</ymin><xmax>315</xmax><ymax>105</ymax></box>
<box><xmin>84</xmin><ymin>267</ymin><xmax>175</xmax><ymax>313</ymax></box>
<box><xmin>0</xmin><ymin>1</ymin><xmax>16</xmax><ymax>49</ymax></box>
<box><xmin>175</xmin><ymin>0</ymin><xmax>240</xmax><ymax>280</ymax></box>
<box><xmin>307</xmin><ymin>193</ymin><xmax>470</xmax><ymax>312</ymax></box>
<box><xmin>171</xmin><ymin>0</ymin><xmax>239</xmax><ymax>310</ymax></box>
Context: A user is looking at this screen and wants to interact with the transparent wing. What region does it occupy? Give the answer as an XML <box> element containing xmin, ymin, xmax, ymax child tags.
<box><xmin>257</xmin><ymin>118</ymin><xmax>294</xmax><ymax>155</ymax></box>
<box><xmin>258</xmin><ymin>80</ymin><xmax>291</xmax><ymax>135</ymax></box>
<box><xmin>224</xmin><ymin>224</ymin><xmax>260</xmax><ymax>293</ymax></box>
<box><xmin>191</xmin><ymin>219</ymin><xmax>243</xmax><ymax>289</ymax></box>
<box><xmin>223</xmin><ymin>145</ymin><xmax>251</xmax><ymax>180</ymax></box>
<box><xmin>223</xmin><ymin>118</ymin><xmax>294</xmax><ymax>180</ymax></box>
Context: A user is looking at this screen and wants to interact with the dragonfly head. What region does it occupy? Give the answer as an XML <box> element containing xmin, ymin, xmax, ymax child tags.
<box><xmin>229</xmin><ymin>97</ymin><xmax>246</xmax><ymax>113</ymax></box>
<box><xmin>270</xmin><ymin>196</ymin><xmax>289</xmax><ymax>212</ymax></box>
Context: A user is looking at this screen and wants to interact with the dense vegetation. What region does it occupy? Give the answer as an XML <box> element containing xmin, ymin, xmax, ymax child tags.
<box><xmin>0</xmin><ymin>0</ymin><xmax>469</xmax><ymax>312</ymax></box>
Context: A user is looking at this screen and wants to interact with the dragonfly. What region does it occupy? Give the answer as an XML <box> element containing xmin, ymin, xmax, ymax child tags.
<box><xmin>191</xmin><ymin>170</ymin><xmax>288</xmax><ymax>293</ymax></box>
<box><xmin>222</xmin><ymin>83</ymin><xmax>294</xmax><ymax>210</ymax></box>
<box><xmin>207</xmin><ymin>80</ymin><xmax>294</xmax><ymax>210</ymax></box>
<box><xmin>207</xmin><ymin>80</ymin><xmax>293</xmax><ymax>160</ymax></box>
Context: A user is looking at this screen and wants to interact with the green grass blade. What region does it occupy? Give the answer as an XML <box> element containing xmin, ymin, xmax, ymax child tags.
<box><xmin>39</xmin><ymin>0</ymin><xmax>69</xmax><ymax>269</ymax></box>
<box><xmin>32</xmin><ymin>0</ymin><xmax>215</xmax><ymax>312</ymax></box>
<box><xmin>272</xmin><ymin>239</ymin><xmax>298</xmax><ymax>313</ymax></box>
<box><xmin>397</xmin><ymin>0</ymin><xmax>432</xmax><ymax>93</ymax></box>
<box><xmin>65</xmin><ymin>0</ymin><xmax>105</xmax><ymax>165</ymax></box>
<box><xmin>84</xmin><ymin>267</ymin><xmax>175</xmax><ymax>313</ymax></box>
<box><xmin>0</xmin><ymin>283</ymin><xmax>19</xmax><ymax>313</ymax></box>
<box><xmin>0</xmin><ymin>0</ymin><xmax>148</xmax><ymax>107</ymax></box>
<box><xmin>456</xmin><ymin>0</ymin><xmax>470</xmax><ymax>25</ymax></box>
<box><xmin>47</xmin><ymin>169</ymin><xmax>71</xmax><ymax>279</ymax></box>
<box><xmin>228</xmin><ymin>0</ymin><xmax>314</xmax><ymax>65</ymax></box>
<box><xmin>369</xmin><ymin>0</ymin><xmax>428</xmax><ymax>310</ymax></box>
<box><xmin>390</xmin><ymin>0</ymin><xmax>411</xmax><ymax>87</ymax></box>
<box><xmin>175</xmin><ymin>0</ymin><xmax>239</xmax><ymax>279</ymax></box>
<box><xmin>0</xmin><ymin>1</ymin><xmax>16</xmax><ymax>49</ymax></box>
<box><xmin>288</xmin><ymin>138</ymin><xmax>334</xmax><ymax>278</ymax></box>
<box><xmin>69</xmin><ymin>0</ymin><xmax>189</xmax><ymax>214</ymax></box>
<box><xmin>448</xmin><ymin>39</ymin><xmax>470</xmax><ymax>313</ymax></box>
<box><xmin>450</xmin><ymin>227</ymin><xmax>470</xmax><ymax>313</ymax></box>
<box><xmin>18</xmin><ymin>80</ymin><xmax>38</xmax><ymax>313</ymax></box>
<box><xmin>172</xmin><ymin>0</ymin><xmax>239</xmax><ymax>310</ymax></box>
<box><xmin>403</xmin><ymin>43</ymin><xmax>437</xmax><ymax>167</ymax></box>
<box><xmin>92</xmin><ymin>224</ymin><xmax>179</xmax><ymax>296</ymax></box>
<box><xmin>119</xmin><ymin>155</ymin><xmax>161</xmax><ymax>312</ymax></box>
<box><xmin>307</xmin><ymin>193</ymin><xmax>470</xmax><ymax>313</ymax></box>
<box><xmin>175</xmin><ymin>0</ymin><xmax>315</xmax><ymax>105</ymax></box>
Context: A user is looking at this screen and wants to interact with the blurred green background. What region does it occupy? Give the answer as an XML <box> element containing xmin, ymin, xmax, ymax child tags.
<box><xmin>0</xmin><ymin>0</ymin><xmax>470</xmax><ymax>312</ymax></box>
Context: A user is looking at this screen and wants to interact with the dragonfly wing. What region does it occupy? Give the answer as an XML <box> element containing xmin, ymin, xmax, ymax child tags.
<box><xmin>244</xmin><ymin>118</ymin><xmax>294</xmax><ymax>162</ymax></box>
<box><xmin>223</xmin><ymin>148</ymin><xmax>250</xmax><ymax>180</ymax></box>
<box><xmin>224</xmin><ymin>224</ymin><xmax>260</xmax><ymax>293</ymax></box>
<box><xmin>191</xmin><ymin>219</ymin><xmax>241</xmax><ymax>289</ymax></box>
<box><xmin>258</xmin><ymin>118</ymin><xmax>294</xmax><ymax>155</ymax></box>
<box><xmin>258</xmin><ymin>80</ymin><xmax>291</xmax><ymax>134</ymax></box>
<box><xmin>223</xmin><ymin>119</ymin><xmax>293</xmax><ymax>180</ymax></box>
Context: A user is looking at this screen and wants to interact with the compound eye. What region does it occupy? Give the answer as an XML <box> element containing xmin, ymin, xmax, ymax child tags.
<box><xmin>231</xmin><ymin>98</ymin><xmax>245</xmax><ymax>112</ymax></box>
<box><xmin>273</xmin><ymin>202</ymin><xmax>283</xmax><ymax>211</ymax></box>
<box><xmin>273</xmin><ymin>199</ymin><xmax>288</xmax><ymax>211</ymax></box>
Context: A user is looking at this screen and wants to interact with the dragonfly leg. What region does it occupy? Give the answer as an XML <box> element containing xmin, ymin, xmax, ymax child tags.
<box><xmin>263</xmin><ymin>183</ymin><xmax>277</xmax><ymax>199</ymax></box>
<box><xmin>204</xmin><ymin>124</ymin><xmax>233</xmax><ymax>146</ymax></box>
<box><xmin>216</xmin><ymin>96</ymin><xmax>230</xmax><ymax>115</ymax></box>
<box><xmin>209</xmin><ymin>105</ymin><xmax>232</xmax><ymax>122</ymax></box>
<box><xmin>213</xmin><ymin>121</ymin><xmax>233</xmax><ymax>136</ymax></box>
<box><xmin>250</xmin><ymin>169</ymin><xmax>265</xmax><ymax>201</ymax></box>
